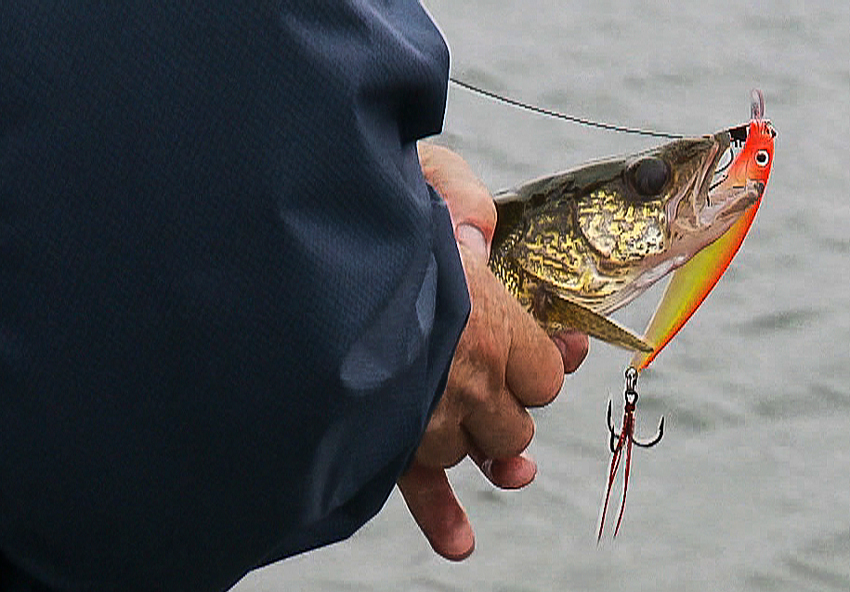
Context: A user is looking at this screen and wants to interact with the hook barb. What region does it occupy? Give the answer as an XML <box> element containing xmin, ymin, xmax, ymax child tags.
<box><xmin>633</xmin><ymin>415</ymin><xmax>664</xmax><ymax>448</ymax></box>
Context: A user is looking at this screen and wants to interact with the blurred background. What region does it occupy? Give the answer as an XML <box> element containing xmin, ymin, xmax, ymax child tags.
<box><xmin>235</xmin><ymin>1</ymin><xmax>849</xmax><ymax>590</ymax></box>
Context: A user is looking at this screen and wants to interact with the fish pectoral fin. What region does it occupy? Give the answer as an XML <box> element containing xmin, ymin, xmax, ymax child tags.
<box><xmin>543</xmin><ymin>293</ymin><xmax>654</xmax><ymax>353</ymax></box>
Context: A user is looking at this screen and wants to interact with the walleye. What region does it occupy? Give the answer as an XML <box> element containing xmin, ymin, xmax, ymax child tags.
<box><xmin>489</xmin><ymin>114</ymin><xmax>773</xmax><ymax>352</ymax></box>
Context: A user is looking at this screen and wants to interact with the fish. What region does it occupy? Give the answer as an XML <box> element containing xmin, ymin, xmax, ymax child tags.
<box><xmin>489</xmin><ymin>97</ymin><xmax>775</xmax><ymax>354</ymax></box>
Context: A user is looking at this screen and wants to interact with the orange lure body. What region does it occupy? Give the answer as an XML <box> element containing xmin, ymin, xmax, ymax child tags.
<box><xmin>632</xmin><ymin>94</ymin><xmax>776</xmax><ymax>371</ymax></box>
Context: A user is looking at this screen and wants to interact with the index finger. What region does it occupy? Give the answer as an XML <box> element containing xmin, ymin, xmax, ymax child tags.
<box><xmin>397</xmin><ymin>463</ymin><xmax>476</xmax><ymax>561</ymax></box>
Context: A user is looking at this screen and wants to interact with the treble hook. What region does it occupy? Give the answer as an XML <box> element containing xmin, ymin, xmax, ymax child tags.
<box><xmin>597</xmin><ymin>367</ymin><xmax>664</xmax><ymax>542</ymax></box>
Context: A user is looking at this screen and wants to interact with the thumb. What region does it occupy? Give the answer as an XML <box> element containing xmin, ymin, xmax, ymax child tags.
<box><xmin>419</xmin><ymin>142</ymin><xmax>496</xmax><ymax>251</ymax></box>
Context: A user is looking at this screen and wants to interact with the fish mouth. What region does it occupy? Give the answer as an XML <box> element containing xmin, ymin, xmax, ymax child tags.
<box><xmin>701</xmin><ymin>125</ymin><xmax>765</xmax><ymax>227</ymax></box>
<box><xmin>709</xmin><ymin>144</ymin><xmax>734</xmax><ymax>193</ymax></box>
<box><xmin>662</xmin><ymin>132</ymin><xmax>728</xmax><ymax>236</ymax></box>
<box><xmin>708</xmin><ymin>124</ymin><xmax>751</xmax><ymax>196</ymax></box>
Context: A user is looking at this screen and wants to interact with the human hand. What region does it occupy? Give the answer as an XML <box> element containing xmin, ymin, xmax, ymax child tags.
<box><xmin>397</xmin><ymin>143</ymin><xmax>589</xmax><ymax>561</ymax></box>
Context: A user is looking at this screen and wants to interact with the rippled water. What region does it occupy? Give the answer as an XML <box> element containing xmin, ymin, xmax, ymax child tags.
<box><xmin>235</xmin><ymin>2</ymin><xmax>850</xmax><ymax>590</ymax></box>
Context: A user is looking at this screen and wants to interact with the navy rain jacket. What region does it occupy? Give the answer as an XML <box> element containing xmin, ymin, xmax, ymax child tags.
<box><xmin>0</xmin><ymin>2</ymin><xmax>468</xmax><ymax>590</ymax></box>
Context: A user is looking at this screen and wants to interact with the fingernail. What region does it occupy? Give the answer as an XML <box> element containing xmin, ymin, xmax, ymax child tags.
<box><xmin>441</xmin><ymin>523</ymin><xmax>476</xmax><ymax>562</ymax></box>
<box><xmin>486</xmin><ymin>453</ymin><xmax>537</xmax><ymax>489</ymax></box>
<box><xmin>456</xmin><ymin>223</ymin><xmax>487</xmax><ymax>258</ymax></box>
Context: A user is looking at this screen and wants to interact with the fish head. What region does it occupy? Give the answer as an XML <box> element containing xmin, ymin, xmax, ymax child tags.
<box><xmin>566</xmin><ymin>130</ymin><xmax>749</xmax><ymax>311</ymax></box>
<box><xmin>584</xmin><ymin>133</ymin><xmax>731</xmax><ymax>264</ymax></box>
<box><xmin>576</xmin><ymin>120</ymin><xmax>777</xmax><ymax>311</ymax></box>
<box><xmin>492</xmin><ymin>131</ymin><xmax>747</xmax><ymax>313</ymax></box>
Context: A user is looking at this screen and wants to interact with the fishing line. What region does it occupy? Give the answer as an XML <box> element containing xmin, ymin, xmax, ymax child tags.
<box><xmin>449</xmin><ymin>76</ymin><xmax>685</xmax><ymax>140</ymax></box>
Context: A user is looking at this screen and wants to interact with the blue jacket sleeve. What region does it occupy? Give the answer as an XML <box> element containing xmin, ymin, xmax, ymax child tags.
<box><xmin>0</xmin><ymin>2</ymin><xmax>467</xmax><ymax>590</ymax></box>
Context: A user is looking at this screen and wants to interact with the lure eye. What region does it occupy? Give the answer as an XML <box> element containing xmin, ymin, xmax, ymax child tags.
<box><xmin>628</xmin><ymin>157</ymin><xmax>670</xmax><ymax>197</ymax></box>
<box><xmin>754</xmin><ymin>149</ymin><xmax>770</xmax><ymax>167</ymax></box>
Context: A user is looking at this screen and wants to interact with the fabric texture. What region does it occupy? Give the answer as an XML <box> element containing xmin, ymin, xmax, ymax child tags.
<box><xmin>0</xmin><ymin>2</ymin><xmax>467</xmax><ymax>590</ymax></box>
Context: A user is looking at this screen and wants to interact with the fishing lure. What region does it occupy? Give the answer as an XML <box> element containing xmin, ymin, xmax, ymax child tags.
<box><xmin>597</xmin><ymin>90</ymin><xmax>775</xmax><ymax>540</ymax></box>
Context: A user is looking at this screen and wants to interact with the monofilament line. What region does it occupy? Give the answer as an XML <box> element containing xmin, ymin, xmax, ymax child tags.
<box><xmin>449</xmin><ymin>77</ymin><xmax>685</xmax><ymax>140</ymax></box>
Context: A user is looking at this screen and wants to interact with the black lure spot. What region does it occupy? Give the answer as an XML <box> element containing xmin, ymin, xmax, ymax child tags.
<box><xmin>628</xmin><ymin>158</ymin><xmax>670</xmax><ymax>197</ymax></box>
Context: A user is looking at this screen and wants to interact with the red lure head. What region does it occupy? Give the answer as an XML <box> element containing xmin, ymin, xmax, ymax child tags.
<box><xmin>711</xmin><ymin>88</ymin><xmax>776</xmax><ymax>213</ymax></box>
<box><xmin>723</xmin><ymin>117</ymin><xmax>776</xmax><ymax>199</ymax></box>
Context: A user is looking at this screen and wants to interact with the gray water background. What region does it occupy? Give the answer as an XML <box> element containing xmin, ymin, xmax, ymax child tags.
<box><xmin>234</xmin><ymin>1</ymin><xmax>850</xmax><ymax>590</ymax></box>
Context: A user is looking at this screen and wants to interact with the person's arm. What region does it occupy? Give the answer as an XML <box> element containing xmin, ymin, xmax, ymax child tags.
<box><xmin>399</xmin><ymin>144</ymin><xmax>589</xmax><ymax>560</ymax></box>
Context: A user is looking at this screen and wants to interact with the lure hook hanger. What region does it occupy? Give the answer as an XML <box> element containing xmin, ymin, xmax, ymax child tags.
<box><xmin>607</xmin><ymin>367</ymin><xmax>664</xmax><ymax>450</ymax></box>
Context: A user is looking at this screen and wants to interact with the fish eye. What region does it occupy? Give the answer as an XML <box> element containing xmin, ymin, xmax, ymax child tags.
<box><xmin>754</xmin><ymin>149</ymin><xmax>770</xmax><ymax>167</ymax></box>
<box><xmin>628</xmin><ymin>157</ymin><xmax>670</xmax><ymax>197</ymax></box>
